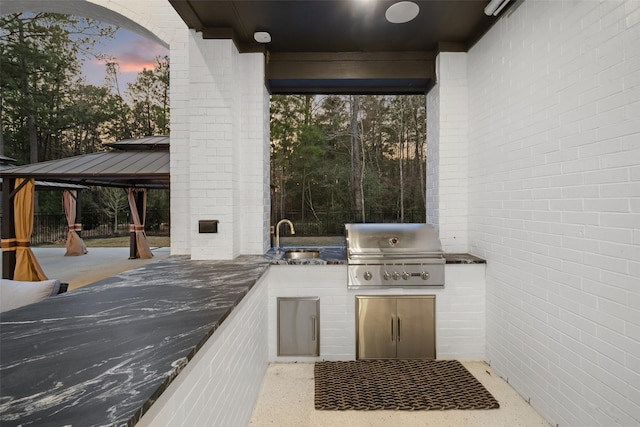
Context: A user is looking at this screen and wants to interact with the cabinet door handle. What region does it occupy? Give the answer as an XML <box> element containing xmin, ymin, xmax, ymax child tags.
<box><xmin>391</xmin><ymin>315</ymin><xmax>395</xmax><ymax>342</ymax></box>
<box><xmin>311</xmin><ymin>315</ymin><xmax>316</xmax><ymax>341</ymax></box>
<box><xmin>397</xmin><ymin>317</ymin><xmax>401</xmax><ymax>342</ymax></box>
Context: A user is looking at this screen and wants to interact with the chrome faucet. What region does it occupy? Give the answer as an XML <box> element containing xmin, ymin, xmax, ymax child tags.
<box><xmin>275</xmin><ymin>219</ymin><xmax>295</xmax><ymax>253</ymax></box>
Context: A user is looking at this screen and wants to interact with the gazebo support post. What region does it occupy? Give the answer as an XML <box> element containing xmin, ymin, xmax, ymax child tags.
<box><xmin>128</xmin><ymin>189</ymin><xmax>145</xmax><ymax>259</ymax></box>
<box><xmin>76</xmin><ymin>189</ymin><xmax>83</xmax><ymax>238</ymax></box>
<box><xmin>2</xmin><ymin>177</ymin><xmax>16</xmax><ymax>279</ymax></box>
<box><xmin>129</xmin><ymin>206</ymin><xmax>137</xmax><ymax>260</ymax></box>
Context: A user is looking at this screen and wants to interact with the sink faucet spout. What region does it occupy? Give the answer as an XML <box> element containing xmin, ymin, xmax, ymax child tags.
<box><xmin>275</xmin><ymin>219</ymin><xmax>295</xmax><ymax>253</ymax></box>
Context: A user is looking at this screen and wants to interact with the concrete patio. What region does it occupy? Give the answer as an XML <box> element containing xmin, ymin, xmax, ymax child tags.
<box><xmin>250</xmin><ymin>361</ymin><xmax>550</xmax><ymax>426</ymax></box>
<box><xmin>30</xmin><ymin>246</ymin><xmax>171</xmax><ymax>290</ymax></box>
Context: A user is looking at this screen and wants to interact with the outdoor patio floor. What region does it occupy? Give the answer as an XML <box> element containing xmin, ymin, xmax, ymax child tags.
<box><xmin>250</xmin><ymin>361</ymin><xmax>551</xmax><ymax>427</ymax></box>
<box><xmin>31</xmin><ymin>246</ymin><xmax>170</xmax><ymax>290</ymax></box>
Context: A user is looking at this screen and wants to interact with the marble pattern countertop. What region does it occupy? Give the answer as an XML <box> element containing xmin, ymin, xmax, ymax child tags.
<box><xmin>444</xmin><ymin>253</ymin><xmax>486</xmax><ymax>264</ymax></box>
<box><xmin>0</xmin><ymin>256</ymin><xmax>270</xmax><ymax>427</ymax></box>
<box><xmin>266</xmin><ymin>247</ymin><xmax>486</xmax><ymax>265</ymax></box>
<box><xmin>265</xmin><ymin>246</ymin><xmax>348</xmax><ymax>265</ymax></box>
<box><xmin>0</xmin><ymin>249</ymin><xmax>484</xmax><ymax>426</ymax></box>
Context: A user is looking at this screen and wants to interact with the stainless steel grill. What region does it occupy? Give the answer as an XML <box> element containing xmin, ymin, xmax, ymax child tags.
<box><xmin>345</xmin><ymin>223</ymin><xmax>445</xmax><ymax>289</ymax></box>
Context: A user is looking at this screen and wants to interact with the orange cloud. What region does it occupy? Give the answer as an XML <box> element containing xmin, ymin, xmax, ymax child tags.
<box><xmin>81</xmin><ymin>29</ymin><xmax>168</xmax><ymax>88</ymax></box>
<box><xmin>116</xmin><ymin>38</ymin><xmax>167</xmax><ymax>73</ymax></box>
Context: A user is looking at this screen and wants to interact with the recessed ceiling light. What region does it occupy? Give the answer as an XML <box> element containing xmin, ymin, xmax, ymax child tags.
<box><xmin>254</xmin><ymin>31</ymin><xmax>271</xmax><ymax>43</ymax></box>
<box><xmin>385</xmin><ymin>1</ymin><xmax>420</xmax><ymax>24</ymax></box>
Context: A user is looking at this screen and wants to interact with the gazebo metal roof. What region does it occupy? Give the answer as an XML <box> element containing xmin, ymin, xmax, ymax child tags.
<box><xmin>0</xmin><ymin>136</ymin><xmax>169</xmax><ymax>189</ymax></box>
<box><xmin>1</xmin><ymin>157</ymin><xmax>87</xmax><ymax>192</ymax></box>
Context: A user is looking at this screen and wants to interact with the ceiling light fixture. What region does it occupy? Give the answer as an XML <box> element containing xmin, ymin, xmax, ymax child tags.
<box><xmin>385</xmin><ymin>1</ymin><xmax>420</xmax><ymax>24</ymax></box>
<box><xmin>484</xmin><ymin>0</ymin><xmax>511</xmax><ymax>16</ymax></box>
<box><xmin>253</xmin><ymin>31</ymin><xmax>271</xmax><ymax>43</ymax></box>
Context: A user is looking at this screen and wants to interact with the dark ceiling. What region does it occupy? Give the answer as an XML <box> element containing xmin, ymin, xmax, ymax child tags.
<box><xmin>169</xmin><ymin>1</ymin><xmax>511</xmax><ymax>94</ymax></box>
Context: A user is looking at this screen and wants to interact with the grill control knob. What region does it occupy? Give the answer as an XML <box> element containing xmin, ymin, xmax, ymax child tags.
<box><xmin>363</xmin><ymin>271</ymin><xmax>373</xmax><ymax>281</ymax></box>
<box><xmin>402</xmin><ymin>271</ymin><xmax>410</xmax><ymax>280</ymax></box>
<box><xmin>421</xmin><ymin>271</ymin><xmax>430</xmax><ymax>281</ymax></box>
<box><xmin>392</xmin><ymin>271</ymin><xmax>400</xmax><ymax>280</ymax></box>
<box><xmin>383</xmin><ymin>271</ymin><xmax>391</xmax><ymax>280</ymax></box>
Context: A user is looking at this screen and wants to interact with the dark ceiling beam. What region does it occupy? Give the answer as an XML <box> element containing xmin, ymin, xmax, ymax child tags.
<box><xmin>170</xmin><ymin>0</ymin><xmax>205</xmax><ymax>32</ymax></box>
<box><xmin>266</xmin><ymin>51</ymin><xmax>435</xmax><ymax>95</ymax></box>
<box><xmin>201</xmin><ymin>28</ymin><xmax>266</xmax><ymax>53</ymax></box>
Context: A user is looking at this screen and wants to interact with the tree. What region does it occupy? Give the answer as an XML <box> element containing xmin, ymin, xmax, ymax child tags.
<box><xmin>100</xmin><ymin>187</ymin><xmax>127</xmax><ymax>234</ymax></box>
<box><xmin>1</xmin><ymin>13</ymin><xmax>171</xmax><ymax>221</ymax></box>
<box><xmin>102</xmin><ymin>61</ymin><xmax>133</xmax><ymax>141</ymax></box>
<box><xmin>270</xmin><ymin>95</ymin><xmax>309</xmax><ymax>217</ymax></box>
<box><xmin>126</xmin><ymin>55</ymin><xmax>170</xmax><ymax>137</ymax></box>
<box><xmin>270</xmin><ymin>94</ymin><xmax>427</xmax><ymax>228</ymax></box>
<box><xmin>350</xmin><ymin>95</ymin><xmax>365</xmax><ymax>222</ymax></box>
<box><xmin>0</xmin><ymin>12</ymin><xmax>117</xmax><ymax>164</ymax></box>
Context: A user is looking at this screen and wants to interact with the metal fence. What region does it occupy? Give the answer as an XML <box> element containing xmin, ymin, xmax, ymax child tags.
<box><xmin>1</xmin><ymin>209</ymin><xmax>170</xmax><ymax>246</ymax></box>
<box><xmin>1</xmin><ymin>208</ymin><xmax>421</xmax><ymax>245</ymax></box>
<box><xmin>274</xmin><ymin>210</ymin><xmax>426</xmax><ymax>236</ymax></box>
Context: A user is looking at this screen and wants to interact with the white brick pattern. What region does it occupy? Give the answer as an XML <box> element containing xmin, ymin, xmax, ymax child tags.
<box><xmin>467</xmin><ymin>1</ymin><xmax>640</xmax><ymax>426</ymax></box>
<box><xmin>137</xmin><ymin>276</ymin><xmax>269</xmax><ymax>427</ymax></box>
<box><xmin>268</xmin><ymin>264</ymin><xmax>486</xmax><ymax>362</ymax></box>
<box><xmin>185</xmin><ymin>38</ymin><xmax>269</xmax><ymax>259</ymax></box>
<box><xmin>428</xmin><ymin>53</ymin><xmax>470</xmax><ymax>253</ymax></box>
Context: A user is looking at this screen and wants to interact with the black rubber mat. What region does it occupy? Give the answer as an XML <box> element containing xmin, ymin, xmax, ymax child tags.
<box><xmin>314</xmin><ymin>360</ymin><xmax>500</xmax><ymax>410</ymax></box>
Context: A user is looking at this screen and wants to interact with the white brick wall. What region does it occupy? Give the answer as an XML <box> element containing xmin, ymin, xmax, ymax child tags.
<box><xmin>137</xmin><ymin>275</ymin><xmax>269</xmax><ymax>427</ymax></box>
<box><xmin>187</xmin><ymin>37</ymin><xmax>237</xmax><ymax>259</ymax></box>
<box><xmin>427</xmin><ymin>53</ymin><xmax>470</xmax><ymax>253</ymax></box>
<box><xmin>168</xmin><ymin>27</ymin><xmax>191</xmax><ymax>256</ymax></box>
<box><xmin>268</xmin><ymin>264</ymin><xmax>486</xmax><ymax>361</ymax></box>
<box><xmin>426</xmin><ymin>84</ymin><xmax>440</xmax><ymax>229</ymax></box>
<box><xmin>237</xmin><ymin>54</ymin><xmax>271</xmax><ymax>255</ymax></box>
<box><xmin>466</xmin><ymin>1</ymin><xmax>640</xmax><ymax>426</ymax></box>
<box><xmin>186</xmin><ymin>39</ymin><xmax>269</xmax><ymax>259</ymax></box>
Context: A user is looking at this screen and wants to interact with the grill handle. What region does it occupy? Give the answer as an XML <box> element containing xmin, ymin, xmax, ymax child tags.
<box><xmin>348</xmin><ymin>252</ymin><xmax>444</xmax><ymax>260</ymax></box>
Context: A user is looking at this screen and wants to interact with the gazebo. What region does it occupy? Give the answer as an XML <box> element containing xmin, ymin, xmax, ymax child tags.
<box><xmin>0</xmin><ymin>136</ymin><xmax>169</xmax><ymax>281</ymax></box>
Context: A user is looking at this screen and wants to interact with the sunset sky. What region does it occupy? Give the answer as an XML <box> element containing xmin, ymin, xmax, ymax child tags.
<box><xmin>81</xmin><ymin>27</ymin><xmax>169</xmax><ymax>93</ymax></box>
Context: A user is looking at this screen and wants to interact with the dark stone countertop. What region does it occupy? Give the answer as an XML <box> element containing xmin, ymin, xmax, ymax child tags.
<box><xmin>265</xmin><ymin>246</ymin><xmax>347</xmax><ymax>265</ymax></box>
<box><xmin>444</xmin><ymin>253</ymin><xmax>487</xmax><ymax>264</ymax></box>
<box><xmin>0</xmin><ymin>255</ymin><xmax>270</xmax><ymax>427</ymax></box>
<box><xmin>0</xmin><ymin>248</ymin><xmax>485</xmax><ymax>426</ymax></box>
<box><xmin>266</xmin><ymin>246</ymin><xmax>485</xmax><ymax>265</ymax></box>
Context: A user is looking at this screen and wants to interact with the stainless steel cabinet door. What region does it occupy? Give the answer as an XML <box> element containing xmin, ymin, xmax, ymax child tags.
<box><xmin>396</xmin><ymin>297</ymin><xmax>435</xmax><ymax>359</ymax></box>
<box><xmin>356</xmin><ymin>296</ymin><xmax>436</xmax><ymax>360</ymax></box>
<box><xmin>278</xmin><ymin>297</ymin><xmax>320</xmax><ymax>356</ymax></box>
<box><xmin>356</xmin><ymin>297</ymin><xmax>397</xmax><ymax>359</ymax></box>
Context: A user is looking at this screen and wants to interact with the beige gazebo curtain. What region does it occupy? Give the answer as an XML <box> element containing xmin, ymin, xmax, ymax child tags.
<box><xmin>127</xmin><ymin>188</ymin><xmax>153</xmax><ymax>259</ymax></box>
<box><xmin>63</xmin><ymin>190</ymin><xmax>88</xmax><ymax>256</ymax></box>
<box><xmin>13</xmin><ymin>178</ymin><xmax>48</xmax><ymax>281</ymax></box>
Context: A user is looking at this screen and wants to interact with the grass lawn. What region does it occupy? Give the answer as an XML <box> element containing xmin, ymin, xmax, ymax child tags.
<box><xmin>37</xmin><ymin>235</ymin><xmax>170</xmax><ymax>248</ymax></box>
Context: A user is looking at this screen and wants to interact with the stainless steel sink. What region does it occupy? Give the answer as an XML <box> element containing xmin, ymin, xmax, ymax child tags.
<box><xmin>283</xmin><ymin>249</ymin><xmax>320</xmax><ymax>259</ymax></box>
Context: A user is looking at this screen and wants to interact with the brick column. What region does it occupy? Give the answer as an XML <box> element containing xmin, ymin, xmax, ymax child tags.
<box><xmin>427</xmin><ymin>52</ymin><xmax>469</xmax><ymax>253</ymax></box>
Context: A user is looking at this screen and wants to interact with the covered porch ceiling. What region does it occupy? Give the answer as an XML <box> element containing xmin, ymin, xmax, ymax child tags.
<box><xmin>169</xmin><ymin>0</ymin><xmax>514</xmax><ymax>94</ymax></box>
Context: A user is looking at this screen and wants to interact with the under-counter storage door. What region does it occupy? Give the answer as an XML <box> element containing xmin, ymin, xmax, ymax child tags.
<box><xmin>396</xmin><ymin>296</ymin><xmax>436</xmax><ymax>359</ymax></box>
<box><xmin>356</xmin><ymin>297</ymin><xmax>397</xmax><ymax>359</ymax></box>
<box><xmin>277</xmin><ymin>297</ymin><xmax>320</xmax><ymax>356</ymax></box>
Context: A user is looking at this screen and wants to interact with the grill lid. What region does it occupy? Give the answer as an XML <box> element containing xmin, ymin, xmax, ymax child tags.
<box><xmin>345</xmin><ymin>223</ymin><xmax>443</xmax><ymax>258</ymax></box>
